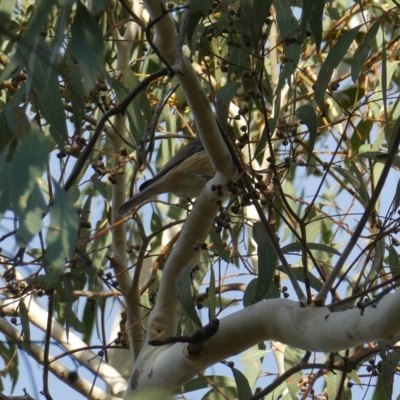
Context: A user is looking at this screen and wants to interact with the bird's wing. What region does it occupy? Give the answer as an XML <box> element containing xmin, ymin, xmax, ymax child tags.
<box><xmin>139</xmin><ymin>138</ymin><xmax>205</xmax><ymax>191</ymax></box>
<box><xmin>117</xmin><ymin>138</ymin><xmax>206</xmax><ymax>215</ymax></box>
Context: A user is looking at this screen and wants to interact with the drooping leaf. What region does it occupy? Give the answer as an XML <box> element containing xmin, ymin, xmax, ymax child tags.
<box><xmin>18</xmin><ymin>300</ymin><xmax>31</xmax><ymax>349</ymax></box>
<box><xmin>309</xmin><ymin>0</ymin><xmax>324</xmax><ymax>51</ymax></box>
<box><xmin>122</xmin><ymin>67</ymin><xmax>152</xmax><ymax>126</ymax></box>
<box><xmin>188</xmin><ymin>16</ymin><xmax>205</xmax><ymax>53</ymax></box>
<box><xmin>66</xmin><ymin>54</ymin><xmax>85</xmax><ymax>134</ymax></box>
<box><xmin>299</xmin><ymin>0</ymin><xmax>313</xmax><ymax>42</ymax></box>
<box><xmin>70</xmin><ymin>1</ymin><xmax>105</xmax><ymax>94</ymax></box>
<box><xmin>208</xmin><ymin>264</ymin><xmax>216</xmax><ymax>322</ymax></box>
<box><xmin>296</xmin><ymin>105</ymin><xmax>317</xmax><ymax>163</ymax></box>
<box><xmin>393</xmin><ymin>179</ymin><xmax>400</xmax><ymax>213</ymax></box>
<box><xmin>82</xmin><ymin>299</ymin><xmax>96</xmax><ymax>345</ymax></box>
<box><xmin>18</xmin><ymin>36</ymin><xmax>69</xmax><ymax>146</ymax></box>
<box><xmin>349</xmin><ymin>161</ymin><xmax>370</xmax><ymax>204</ymax></box>
<box><xmin>277</xmin><ymin>266</ymin><xmax>323</xmax><ymax>292</ymax></box>
<box><xmin>314</xmin><ymin>26</ymin><xmax>361</xmax><ymax>110</ymax></box>
<box><xmin>381</xmin><ymin>34</ymin><xmax>387</xmax><ymax>121</ymax></box>
<box><xmin>209</xmin><ymin>227</ymin><xmax>230</xmax><ymax>262</ymax></box>
<box><xmin>10</xmin><ymin>128</ymin><xmax>48</xmax><ymax>245</ymax></box>
<box><xmin>0</xmin><ymin>152</ymin><xmax>11</xmax><ymax>217</ymax></box>
<box><xmin>388</xmin><ymin>245</ymin><xmax>400</xmax><ymax>276</ymax></box>
<box><xmin>325</xmin><ymin>370</ymin><xmax>352</xmax><ymax>400</ymax></box>
<box><xmin>176</xmin><ymin>265</ymin><xmax>202</xmax><ymax>327</ymax></box>
<box><xmin>273</xmin><ymin>0</ymin><xmax>301</xmax><ymax>93</ymax></box>
<box><xmin>252</xmin><ymin>222</ymin><xmax>278</xmax><ymax>304</ymax></box>
<box><xmin>190</xmin><ymin>0</ymin><xmax>212</xmax><ymax>14</ymax></box>
<box><xmin>216</xmin><ymin>82</ymin><xmax>241</xmax><ymax>129</ymax></box>
<box><xmin>21</xmin><ymin>0</ymin><xmax>56</xmax><ymax>45</ymax></box>
<box><xmin>5</xmin><ymin>101</ymin><xmax>31</xmax><ymax>140</ymax></box>
<box><xmin>182</xmin><ymin>375</ymin><xmax>236</xmax><ymax>393</ymax></box>
<box><xmin>281</xmin><ymin>242</ymin><xmax>341</xmax><ymax>256</ymax></box>
<box><xmin>231</xmin><ymin>367</ymin><xmax>252</xmax><ymax>400</ymax></box>
<box><xmin>15</xmin><ymin>182</ymin><xmax>47</xmax><ymax>246</ymax></box>
<box><xmin>243</xmin><ymin>277</ymin><xmax>279</xmax><ymax>307</ymax></box>
<box><xmin>0</xmin><ymin>111</ymin><xmax>17</xmax><ymax>158</ymax></box>
<box><xmin>351</xmin><ymin>21</ymin><xmax>380</xmax><ymax>82</ymax></box>
<box><xmin>251</xmin><ymin>0</ymin><xmax>272</xmax><ymax>48</ymax></box>
<box><xmin>126</xmin><ymin>388</ymin><xmax>172</xmax><ymax>400</ymax></box>
<box><xmin>43</xmin><ymin>180</ymin><xmax>79</xmax><ymax>283</ymax></box>
<box><xmin>112</xmin><ymin>78</ymin><xmax>144</xmax><ymax>145</ymax></box>
<box><xmin>241</xmin><ymin>345</ymin><xmax>268</xmax><ymax>389</ymax></box>
<box><xmin>90</xmin><ymin>176</ymin><xmax>108</xmax><ymax>198</ymax></box>
<box><xmin>284</xmin><ymin>347</ymin><xmax>304</xmax><ymax>399</ymax></box>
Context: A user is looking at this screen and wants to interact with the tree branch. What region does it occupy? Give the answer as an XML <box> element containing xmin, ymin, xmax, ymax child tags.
<box><xmin>129</xmin><ymin>291</ymin><xmax>400</xmax><ymax>392</ymax></box>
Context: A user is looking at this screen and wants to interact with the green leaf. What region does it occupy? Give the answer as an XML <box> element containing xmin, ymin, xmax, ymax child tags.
<box><xmin>18</xmin><ymin>36</ymin><xmax>69</xmax><ymax>146</ymax></box>
<box><xmin>216</xmin><ymin>82</ymin><xmax>241</xmax><ymax>129</ymax></box>
<box><xmin>243</xmin><ymin>278</ymin><xmax>279</xmax><ymax>307</ymax></box>
<box><xmin>209</xmin><ymin>227</ymin><xmax>230</xmax><ymax>262</ymax></box>
<box><xmin>208</xmin><ymin>264</ymin><xmax>216</xmax><ymax>322</ymax></box>
<box><xmin>5</xmin><ymin>101</ymin><xmax>31</xmax><ymax>140</ymax></box>
<box><xmin>10</xmin><ymin>128</ymin><xmax>48</xmax><ymax>244</ymax></box>
<box><xmin>0</xmin><ymin>152</ymin><xmax>11</xmax><ymax>217</ymax></box>
<box><xmin>190</xmin><ymin>0</ymin><xmax>212</xmax><ymax>13</ymax></box>
<box><xmin>16</xmin><ymin>182</ymin><xmax>47</xmax><ymax>246</ymax></box>
<box><xmin>122</xmin><ymin>67</ymin><xmax>152</xmax><ymax>126</ymax></box>
<box><xmin>381</xmin><ymin>34</ymin><xmax>387</xmax><ymax>121</ymax></box>
<box><xmin>0</xmin><ymin>339</ymin><xmax>18</xmax><ymax>392</ymax></box>
<box><xmin>182</xmin><ymin>375</ymin><xmax>236</xmax><ymax>393</ymax></box>
<box><xmin>176</xmin><ymin>265</ymin><xmax>202</xmax><ymax>327</ymax></box>
<box><xmin>231</xmin><ymin>367</ymin><xmax>252</xmax><ymax>400</ymax></box>
<box><xmin>372</xmin><ymin>375</ymin><xmax>391</xmax><ymax>400</ymax></box>
<box><xmin>111</xmin><ymin>78</ymin><xmax>144</xmax><ymax>145</ymax></box>
<box><xmin>0</xmin><ymin>110</ymin><xmax>17</xmax><ymax>158</ymax></box>
<box><xmin>299</xmin><ymin>0</ymin><xmax>313</xmax><ymax>42</ymax></box>
<box><xmin>284</xmin><ymin>347</ymin><xmax>304</xmax><ymax>399</ymax></box>
<box><xmin>273</xmin><ymin>0</ymin><xmax>301</xmax><ymax>93</ymax></box>
<box><xmin>296</xmin><ymin>105</ymin><xmax>317</xmax><ymax>163</ymax></box>
<box><xmin>281</xmin><ymin>242</ymin><xmax>341</xmax><ymax>256</ymax></box>
<box><xmin>44</xmin><ymin>180</ymin><xmax>80</xmax><ymax>283</ymax></box>
<box><xmin>349</xmin><ymin>161</ymin><xmax>370</xmax><ymax>204</ymax></box>
<box><xmin>377</xmin><ymin>346</ymin><xmax>400</xmax><ymax>399</ymax></box>
<box><xmin>251</xmin><ymin>0</ymin><xmax>272</xmax><ymax>48</ymax></box>
<box><xmin>277</xmin><ymin>266</ymin><xmax>323</xmax><ymax>292</ymax></box>
<box><xmin>309</xmin><ymin>0</ymin><xmax>324</xmax><ymax>51</ymax></box>
<box><xmin>314</xmin><ymin>26</ymin><xmax>361</xmax><ymax>110</ymax></box>
<box><xmin>252</xmin><ymin>222</ymin><xmax>278</xmax><ymax>303</ymax></box>
<box><xmin>21</xmin><ymin>0</ymin><xmax>56</xmax><ymax>45</ymax></box>
<box><xmin>393</xmin><ymin>179</ymin><xmax>400</xmax><ymax>213</ymax></box>
<box><xmin>351</xmin><ymin>21</ymin><xmax>380</xmax><ymax>82</ymax></box>
<box><xmin>90</xmin><ymin>177</ymin><xmax>108</xmax><ymax>198</ymax></box>
<box><xmin>82</xmin><ymin>299</ymin><xmax>96</xmax><ymax>345</ymax></box>
<box><xmin>66</xmin><ymin>54</ymin><xmax>85</xmax><ymax>134</ymax></box>
<box><xmin>188</xmin><ymin>16</ymin><xmax>205</xmax><ymax>54</ymax></box>
<box><xmin>357</xmin><ymin>151</ymin><xmax>400</xmax><ymax>169</ymax></box>
<box><xmin>92</xmin><ymin>0</ymin><xmax>108</xmax><ymax>14</ymax></box>
<box><xmin>125</xmin><ymin>388</ymin><xmax>172</xmax><ymax>400</ymax></box>
<box><xmin>19</xmin><ymin>300</ymin><xmax>31</xmax><ymax>349</ymax></box>
<box><xmin>241</xmin><ymin>345</ymin><xmax>267</xmax><ymax>389</ymax></box>
<box><xmin>325</xmin><ymin>370</ymin><xmax>352</xmax><ymax>400</ymax></box>
<box><xmin>71</xmin><ymin>1</ymin><xmax>105</xmax><ymax>94</ymax></box>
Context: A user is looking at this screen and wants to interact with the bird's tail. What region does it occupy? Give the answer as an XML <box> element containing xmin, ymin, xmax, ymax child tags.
<box><xmin>117</xmin><ymin>190</ymin><xmax>151</xmax><ymax>215</ymax></box>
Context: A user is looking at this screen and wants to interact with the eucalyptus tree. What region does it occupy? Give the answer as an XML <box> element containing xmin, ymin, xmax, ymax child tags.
<box><xmin>0</xmin><ymin>0</ymin><xmax>400</xmax><ymax>399</ymax></box>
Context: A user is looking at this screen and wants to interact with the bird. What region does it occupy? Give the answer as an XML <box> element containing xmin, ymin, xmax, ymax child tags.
<box><xmin>117</xmin><ymin>138</ymin><xmax>215</xmax><ymax>215</ymax></box>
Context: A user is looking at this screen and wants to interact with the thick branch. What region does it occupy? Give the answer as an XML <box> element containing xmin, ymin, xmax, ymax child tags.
<box><xmin>129</xmin><ymin>291</ymin><xmax>400</xmax><ymax>392</ymax></box>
